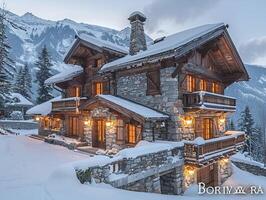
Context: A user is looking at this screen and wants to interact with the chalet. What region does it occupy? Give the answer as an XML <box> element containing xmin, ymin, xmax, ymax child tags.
<box><xmin>5</xmin><ymin>93</ymin><xmax>33</xmax><ymax>118</ymax></box>
<box><xmin>28</xmin><ymin>11</ymin><xmax>248</xmax><ymax>193</ymax></box>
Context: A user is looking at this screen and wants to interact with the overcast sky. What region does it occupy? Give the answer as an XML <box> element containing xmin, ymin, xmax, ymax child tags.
<box><xmin>5</xmin><ymin>0</ymin><xmax>266</xmax><ymax>66</ymax></box>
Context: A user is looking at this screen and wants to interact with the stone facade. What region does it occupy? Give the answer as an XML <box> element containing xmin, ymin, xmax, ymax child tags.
<box><xmin>117</xmin><ymin>67</ymin><xmax>183</xmax><ymax>141</ymax></box>
<box><xmin>75</xmin><ymin>145</ymin><xmax>184</xmax><ymax>195</ymax></box>
<box><xmin>218</xmin><ymin>159</ymin><xmax>232</xmax><ymax>184</ymax></box>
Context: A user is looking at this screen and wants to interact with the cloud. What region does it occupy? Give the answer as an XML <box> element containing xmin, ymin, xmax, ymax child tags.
<box><xmin>143</xmin><ymin>0</ymin><xmax>220</xmax><ymax>32</ymax></box>
<box><xmin>239</xmin><ymin>36</ymin><xmax>266</xmax><ymax>64</ymax></box>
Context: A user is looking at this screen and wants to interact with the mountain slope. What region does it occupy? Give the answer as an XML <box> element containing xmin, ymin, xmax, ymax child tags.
<box><xmin>226</xmin><ymin>64</ymin><xmax>266</xmax><ymax>126</ymax></box>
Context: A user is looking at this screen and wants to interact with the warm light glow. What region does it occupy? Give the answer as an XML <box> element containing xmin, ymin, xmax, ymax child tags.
<box><xmin>35</xmin><ymin>116</ymin><xmax>40</xmax><ymax>121</ymax></box>
<box><xmin>221</xmin><ymin>157</ymin><xmax>229</xmax><ymax>164</ymax></box>
<box><xmin>219</xmin><ymin>118</ymin><xmax>225</xmax><ymax>123</ymax></box>
<box><xmin>106</xmin><ymin>121</ymin><xmax>112</xmax><ymax>127</ymax></box>
<box><xmin>182</xmin><ymin>116</ymin><xmax>193</xmax><ymax>127</ymax></box>
<box><xmin>84</xmin><ymin>119</ymin><xmax>91</xmax><ymax>127</ymax></box>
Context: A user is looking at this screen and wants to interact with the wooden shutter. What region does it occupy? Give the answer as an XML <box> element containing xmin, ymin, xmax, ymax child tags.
<box><xmin>146</xmin><ymin>70</ymin><xmax>161</xmax><ymax>95</ymax></box>
<box><xmin>195</xmin><ymin>117</ymin><xmax>203</xmax><ymax>138</ymax></box>
<box><xmin>103</xmin><ymin>81</ymin><xmax>110</xmax><ymax>94</ymax></box>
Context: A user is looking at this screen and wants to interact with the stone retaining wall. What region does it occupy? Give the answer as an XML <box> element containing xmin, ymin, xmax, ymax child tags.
<box><xmin>232</xmin><ymin>161</ymin><xmax>266</xmax><ymax>176</ymax></box>
<box><xmin>75</xmin><ymin>145</ymin><xmax>184</xmax><ymax>195</ymax></box>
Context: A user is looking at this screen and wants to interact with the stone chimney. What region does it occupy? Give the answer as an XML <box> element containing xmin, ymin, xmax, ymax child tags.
<box><xmin>128</xmin><ymin>11</ymin><xmax>147</xmax><ymax>55</ymax></box>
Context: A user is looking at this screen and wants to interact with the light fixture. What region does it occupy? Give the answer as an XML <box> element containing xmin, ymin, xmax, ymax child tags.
<box><xmin>35</xmin><ymin>116</ymin><xmax>40</xmax><ymax>121</ymax></box>
<box><xmin>106</xmin><ymin>121</ymin><xmax>112</xmax><ymax>127</ymax></box>
<box><xmin>219</xmin><ymin>118</ymin><xmax>225</xmax><ymax>123</ymax></box>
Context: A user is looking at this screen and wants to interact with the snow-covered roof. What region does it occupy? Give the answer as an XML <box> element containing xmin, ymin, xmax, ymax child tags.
<box><xmin>77</xmin><ymin>33</ymin><xmax>128</xmax><ymax>54</ymax></box>
<box><xmin>45</xmin><ymin>64</ymin><xmax>83</xmax><ymax>85</ymax></box>
<box><xmin>26</xmin><ymin>96</ymin><xmax>61</xmax><ymax>116</ymax></box>
<box><xmin>7</xmin><ymin>93</ymin><xmax>33</xmax><ymax>106</ymax></box>
<box><xmin>100</xmin><ymin>23</ymin><xmax>225</xmax><ymax>73</ymax></box>
<box><xmin>97</xmin><ymin>95</ymin><xmax>168</xmax><ymax>119</ymax></box>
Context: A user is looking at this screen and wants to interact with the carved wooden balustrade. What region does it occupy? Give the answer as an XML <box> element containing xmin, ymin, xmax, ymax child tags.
<box><xmin>183</xmin><ymin>91</ymin><xmax>236</xmax><ymax>111</ymax></box>
<box><xmin>184</xmin><ymin>131</ymin><xmax>245</xmax><ymax>164</ymax></box>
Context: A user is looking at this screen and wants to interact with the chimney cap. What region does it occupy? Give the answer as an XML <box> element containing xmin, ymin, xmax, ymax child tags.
<box><xmin>128</xmin><ymin>11</ymin><xmax>146</xmax><ymax>22</ymax></box>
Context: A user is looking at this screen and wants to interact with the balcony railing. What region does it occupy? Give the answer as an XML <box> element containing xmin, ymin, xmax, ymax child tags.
<box><xmin>184</xmin><ymin>131</ymin><xmax>245</xmax><ymax>164</ymax></box>
<box><xmin>183</xmin><ymin>91</ymin><xmax>236</xmax><ymax>111</ymax></box>
<box><xmin>52</xmin><ymin>97</ymin><xmax>87</xmax><ymax>112</ymax></box>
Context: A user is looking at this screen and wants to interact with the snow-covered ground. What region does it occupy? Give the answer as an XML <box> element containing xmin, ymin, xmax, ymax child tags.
<box><xmin>0</xmin><ymin>135</ymin><xmax>265</xmax><ymax>200</ymax></box>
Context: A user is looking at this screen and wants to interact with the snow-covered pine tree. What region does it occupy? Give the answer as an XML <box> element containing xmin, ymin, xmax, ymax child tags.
<box><xmin>251</xmin><ymin>126</ymin><xmax>264</xmax><ymax>162</ymax></box>
<box><xmin>229</xmin><ymin>120</ymin><xmax>235</xmax><ymax>130</ymax></box>
<box><xmin>13</xmin><ymin>64</ymin><xmax>32</xmax><ymax>99</ymax></box>
<box><xmin>0</xmin><ymin>10</ymin><xmax>14</xmax><ymax>107</ymax></box>
<box><xmin>238</xmin><ymin>106</ymin><xmax>255</xmax><ymax>154</ymax></box>
<box><xmin>35</xmin><ymin>46</ymin><xmax>53</xmax><ymax>104</ymax></box>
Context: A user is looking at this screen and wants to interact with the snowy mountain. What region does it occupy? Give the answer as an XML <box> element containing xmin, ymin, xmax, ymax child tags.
<box><xmin>6</xmin><ymin>11</ymin><xmax>152</xmax><ymax>71</ymax></box>
<box><xmin>4</xmin><ymin>11</ymin><xmax>266</xmax><ymax>125</ymax></box>
<box><xmin>226</xmin><ymin>64</ymin><xmax>266</xmax><ymax>126</ymax></box>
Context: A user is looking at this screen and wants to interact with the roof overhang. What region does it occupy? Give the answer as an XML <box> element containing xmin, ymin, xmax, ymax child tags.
<box><xmin>80</xmin><ymin>95</ymin><xmax>169</xmax><ymax>123</ymax></box>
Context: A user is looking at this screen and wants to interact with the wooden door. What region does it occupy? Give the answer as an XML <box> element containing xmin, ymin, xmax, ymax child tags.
<box><xmin>69</xmin><ymin>116</ymin><xmax>79</xmax><ymax>136</ymax></box>
<box><xmin>92</xmin><ymin>119</ymin><xmax>106</xmax><ymax>149</ymax></box>
<box><xmin>203</xmin><ymin>118</ymin><xmax>213</xmax><ymax>139</ymax></box>
<box><xmin>197</xmin><ymin>164</ymin><xmax>216</xmax><ymax>187</ymax></box>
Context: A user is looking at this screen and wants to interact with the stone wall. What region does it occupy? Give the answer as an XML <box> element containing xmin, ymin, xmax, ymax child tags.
<box><xmin>75</xmin><ymin>145</ymin><xmax>184</xmax><ymax>195</ymax></box>
<box><xmin>232</xmin><ymin>161</ymin><xmax>266</xmax><ymax>177</ymax></box>
<box><xmin>117</xmin><ymin>67</ymin><xmax>183</xmax><ymax>141</ymax></box>
<box><xmin>218</xmin><ymin>159</ymin><xmax>232</xmax><ymax>184</ymax></box>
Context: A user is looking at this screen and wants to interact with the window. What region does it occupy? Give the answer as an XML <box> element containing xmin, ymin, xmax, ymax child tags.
<box><xmin>116</xmin><ymin>119</ymin><xmax>124</xmax><ymax>141</ymax></box>
<box><xmin>147</xmin><ymin>70</ymin><xmax>161</xmax><ymax>95</ymax></box>
<box><xmin>75</xmin><ymin>86</ymin><xmax>81</xmax><ymax>97</ymax></box>
<box><xmin>51</xmin><ymin>119</ymin><xmax>61</xmax><ymax>131</ymax></box>
<box><xmin>203</xmin><ymin>118</ymin><xmax>213</xmax><ymax>139</ymax></box>
<box><xmin>68</xmin><ymin>86</ymin><xmax>81</xmax><ymax>97</ymax></box>
<box><xmin>187</xmin><ymin>75</ymin><xmax>196</xmax><ymax>92</ymax></box>
<box><xmin>212</xmin><ymin>82</ymin><xmax>220</xmax><ymax>93</ymax></box>
<box><xmin>95</xmin><ymin>82</ymin><xmax>103</xmax><ymax>95</ymax></box>
<box><xmin>200</xmin><ymin>79</ymin><xmax>207</xmax><ymax>91</ymax></box>
<box><xmin>96</xmin><ymin>59</ymin><xmax>103</xmax><ymax>68</ymax></box>
<box><xmin>43</xmin><ymin>118</ymin><xmax>50</xmax><ymax>130</ymax></box>
<box><xmin>128</xmin><ymin>124</ymin><xmax>136</xmax><ymax>144</ymax></box>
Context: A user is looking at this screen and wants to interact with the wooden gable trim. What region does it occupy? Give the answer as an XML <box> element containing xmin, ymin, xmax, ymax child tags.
<box><xmin>80</xmin><ymin>97</ymin><xmax>146</xmax><ymax>123</ymax></box>
<box><xmin>221</xmin><ymin>31</ymin><xmax>249</xmax><ymax>81</ymax></box>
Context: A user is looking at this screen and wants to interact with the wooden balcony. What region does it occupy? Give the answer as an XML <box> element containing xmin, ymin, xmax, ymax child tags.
<box><xmin>184</xmin><ymin>131</ymin><xmax>245</xmax><ymax>165</ymax></box>
<box><xmin>52</xmin><ymin>97</ymin><xmax>87</xmax><ymax>112</ymax></box>
<box><xmin>183</xmin><ymin>91</ymin><xmax>236</xmax><ymax>112</ymax></box>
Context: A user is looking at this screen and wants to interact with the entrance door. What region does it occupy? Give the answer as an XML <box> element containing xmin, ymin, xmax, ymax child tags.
<box><xmin>197</xmin><ymin>163</ymin><xmax>217</xmax><ymax>187</ymax></box>
<box><xmin>92</xmin><ymin>119</ymin><xmax>106</xmax><ymax>149</ymax></box>
<box><xmin>203</xmin><ymin>118</ymin><xmax>213</xmax><ymax>139</ymax></box>
<box><xmin>69</xmin><ymin>116</ymin><xmax>79</xmax><ymax>136</ymax></box>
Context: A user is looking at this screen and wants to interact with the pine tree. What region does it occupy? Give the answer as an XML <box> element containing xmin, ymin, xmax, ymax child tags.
<box><xmin>0</xmin><ymin>10</ymin><xmax>14</xmax><ymax>107</ymax></box>
<box><xmin>13</xmin><ymin>64</ymin><xmax>32</xmax><ymax>99</ymax></box>
<box><xmin>238</xmin><ymin>106</ymin><xmax>255</xmax><ymax>153</ymax></box>
<box><xmin>229</xmin><ymin>120</ymin><xmax>235</xmax><ymax>130</ymax></box>
<box><xmin>251</xmin><ymin>126</ymin><xmax>264</xmax><ymax>162</ymax></box>
<box><xmin>35</xmin><ymin>46</ymin><xmax>53</xmax><ymax>104</ymax></box>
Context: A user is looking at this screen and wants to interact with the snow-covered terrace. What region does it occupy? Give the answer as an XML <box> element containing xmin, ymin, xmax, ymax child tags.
<box><xmin>100</xmin><ymin>23</ymin><xmax>225</xmax><ymax>73</ymax></box>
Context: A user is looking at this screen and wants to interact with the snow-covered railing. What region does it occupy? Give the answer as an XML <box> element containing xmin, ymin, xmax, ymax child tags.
<box><xmin>183</xmin><ymin>91</ymin><xmax>236</xmax><ymax>111</ymax></box>
<box><xmin>184</xmin><ymin>131</ymin><xmax>245</xmax><ymax>164</ymax></box>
